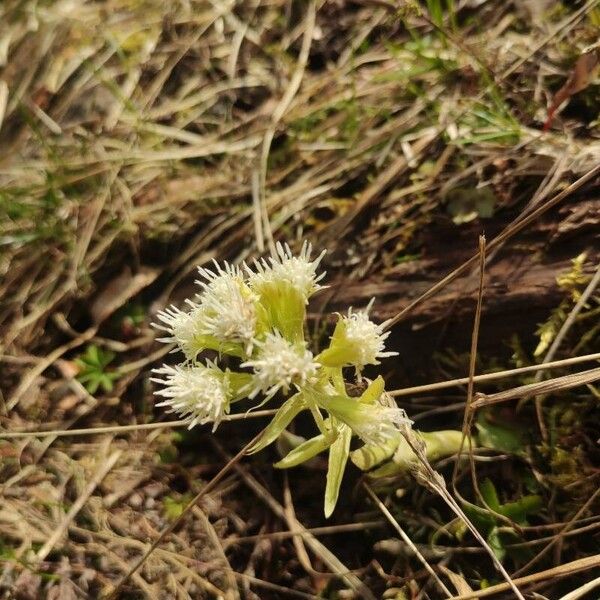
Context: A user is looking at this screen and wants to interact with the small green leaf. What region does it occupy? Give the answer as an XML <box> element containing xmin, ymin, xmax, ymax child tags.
<box><xmin>87</xmin><ymin>344</ymin><xmax>100</xmax><ymax>366</ymax></box>
<box><xmin>351</xmin><ymin>434</ymin><xmax>400</xmax><ymax>471</ymax></box>
<box><xmin>99</xmin><ymin>375</ymin><xmax>114</xmax><ymax>393</ymax></box>
<box><xmin>480</xmin><ymin>478</ymin><xmax>501</xmax><ymax>512</ymax></box>
<box><xmin>324</xmin><ymin>424</ymin><xmax>352</xmax><ymax>518</ymax></box>
<box><xmin>475</xmin><ymin>412</ymin><xmax>526</xmax><ymax>455</ymax></box>
<box><xmin>497</xmin><ymin>494</ymin><xmax>542</xmax><ymax>525</ymax></box>
<box><xmin>487</xmin><ymin>526</ymin><xmax>506</xmax><ymax>562</ymax></box>
<box><xmin>274</xmin><ymin>433</ymin><xmax>334</xmax><ymax>469</ymax></box>
<box><xmin>248</xmin><ymin>393</ymin><xmax>306</xmax><ymax>454</ymax></box>
<box><xmin>462</xmin><ymin>499</ymin><xmax>496</xmax><ymax>536</ymax></box>
<box><xmin>358</xmin><ymin>376</ymin><xmax>385</xmax><ymax>405</ymax></box>
<box><xmin>86</xmin><ymin>378</ymin><xmax>100</xmax><ymax>395</ymax></box>
<box><xmin>75</xmin><ymin>345</ymin><xmax>120</xmax><ymax>394</ymax></box>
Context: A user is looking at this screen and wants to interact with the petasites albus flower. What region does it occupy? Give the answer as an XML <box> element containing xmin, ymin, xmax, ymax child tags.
<box><xmin>317</xmin><ymin>299</ymin><xmax>397</xmax><ymax>371</ymax></box>
<box><xmin>152</xmin><ymin>302</ymin><xmax>204</xmax><ymax>359</ymax></box>
<box><xmin>151</xmin><ymin>362</ymin><xmax>231</xmax><ymax>430</ymax></box>
<box><xmin>352</xmin><ymin>405</ymin><xmax>412</xmax><ymax>445</ymax></box>
<box><xmin>153</xmin><ymin>262</ymin><xmax>257</xmax><ymax>358</ymax></box>
<box><xmin>241</xmin><ymin>332</ymin><xmax>319</xmax><ymax>399</ymax></box>
<box><xmin>246</xmin><ymin>241</ymin><xmax>326</xmax><ymax>303</ymax></box>
<box><xmin>195</xmin><ymin>261</ymin><xmax>258</xmax><ymax>354</ymax></box>
<box><xmin>317</xmin><ymin>393</ymin><xmax>412</xmax><ymax>446</ymax></box>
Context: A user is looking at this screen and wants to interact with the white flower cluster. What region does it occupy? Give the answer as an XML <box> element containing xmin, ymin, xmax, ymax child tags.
<box><xmin>150</xmin><ymin>241</ymin><xmax>411</xmax><ymax>516</ymax></box>
<box><xmin>247</xmin><ymin>241</ymin><xmax>327</xmax><ymax>302</ymax></box>
<box><xmin>153</xmin><ymin>261</ymin><xmax>257</xmax><ymax>358</ymax></box>
<box><xmin>151</xmin><ymin>240</ymin><xmax>404</xmax><ymax>455</ymax></box>
<box><xmin>151</xmin><ymin>362</ymin><xmax>230</xmax><ymax>430</ymax></box>
<box><xmin>242</xmin><ymin>332</ymin><xmax>319</xmax><ymax>400</ymax></box>
<box><xmin>353</xmin><ymin>405</ymin><xmax>412</xmax><ymax>445</ymax></box>
<box><xmin>152</xmin><ymin>242</ymin><xmax>325</xmax><ymax>428</ymax></box>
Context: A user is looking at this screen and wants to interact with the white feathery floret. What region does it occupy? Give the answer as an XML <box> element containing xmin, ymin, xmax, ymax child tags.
<box><xmin>152</xmin><ymin>302</ymin><xmax>203</xmax><ymax>359</ymax></box>
<box><xmin>151</xmin><ymin>362</ymin><xmax>230</xmax><ymax>430</ymax></box>
<box><xmin>195</xmin><ymin>260</ymin><xmax>257</xmax><ymax>353</ymax></box>
<box><xmin>246</xmin><ymin>241</ymin><xmax>326</xmax><ymax>303</ymax></box>
<box><xmin>353</xmin><ymin>406</ymin><xmax>412</xmax><ymax>445</ymax></box>
<box><xmin>241</xmin><ymin>332</ymin><xmax>319</xmax><ymax>399</ymax></box>
<box><xmin>342</xmin><ymin>299</ymin><xmax>397</xmax><ymax>368</ymax></box>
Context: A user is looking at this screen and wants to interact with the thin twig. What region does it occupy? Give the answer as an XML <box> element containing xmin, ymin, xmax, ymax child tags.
<box><xmin>223</xmin><ymin>521</ymin><xmax>385</xmax><ymax>547</ymax></box>
<box><xmin>447</xmin><ymin>554</ymin><xmax>600</xmax><ymax>600</ymax></box>
<box><xmin>389</xmin><ymin>352</ymin><xmax>600</xmax><ymax>397</ymax></box>
<box><xmin>472</xmin><ymin>367</ymin><xmax>600</xmax><ymax>409</ymax></box>
<box><xmin>451</xmin><ymin>235</ymin><xmax>485</xmax><ymax>482</ymax></box>
<box><xmin>0</xmin><ymin>409</ymin><xmax>278</xmax><ymax>439</ymax></box>
<box><xmin>363</xmin><ymin>482</ymin><xmax>453</xmax><ymax>598</ymax></box>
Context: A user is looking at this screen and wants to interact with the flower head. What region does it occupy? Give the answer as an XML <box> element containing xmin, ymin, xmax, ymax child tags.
<box><xmin>318</xmin><ymin>393</ymin><xmax>412</xmax><ymax>446</ymax></box>
<box><xmin>351</xmin><ymin>405</ymin><xmax>412</xmax><ymax>445</ymax></box>
<box><xmin>241</xmin><ymin>332</ymin><xmax>319</xmax><ymax>399</ymax></box>
<box><xmin>151</xmin><ymin>362</ymin><xmax>231</xmax><ymax>430</ymax></box>
<box><xmin>195</xmin><ymin>261</ymin><xmax>258</xmax><ymax>354</ymax></box>
<box><xmin>247</xmin><ymin>241</ymin><xmax>326</xmax><ymax>303</ymax></box>
<box><xmin>317</xmin><ymin>299</ymin><xmax>397</xmax><ymax>371</ymax></box>
<box><xmin>152</xmin><ymin>302</ymin><xmax>204</xmax><ymax>359</ymax></box>
<box><xmin>342</xmin><ymin>300</ymin><xmax>397</xmax><ymax>367</ymax></box>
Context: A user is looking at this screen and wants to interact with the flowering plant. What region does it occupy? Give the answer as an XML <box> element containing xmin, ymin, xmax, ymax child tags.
<box><xmin>152</xmin><ymin>242</ymin><xmax>458</xmax><ymax>516</ymax></box>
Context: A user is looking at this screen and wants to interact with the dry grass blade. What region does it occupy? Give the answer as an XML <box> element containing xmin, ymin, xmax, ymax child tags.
<box><xmin>102</xmin><ymin>432</ymin><xmax>264</xmax><ymax>600</ymax></box>
<box><xmin>363</xmin><ymin>482</ymin><xmax>453</xmax><ymax>597</ymax></box>
<box><xmin>558</xmin><ymin>575</ymin><xmax>600</xmax><ymax>600</ymax></box>
<box><xmin>0</xmin><ymin>80</ymin><xmax>7</xmax><ymax>133</ymax></box>
<box><xmin>0</xmin><ymin>409</ymin><xmax>278</xmax><ymax>439</ymax></box>
<box><xmin>471</xmin><ymin>367</ymin><xmax>600</xmax><ymax>408</ymax></box>
<box><xmin>389</xmin><ymin>352</ymin><xmax>600</xmax><ymax>397</ymax></box>
<box><xmin>447</xmin><ymin>554</ymin><xmax>600</xmax><ymax>600</ymax></box>
<box><xmin>36</xmin><ymin>449</ymin><xmax>122</xmax><ymax>563</ymax></box>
